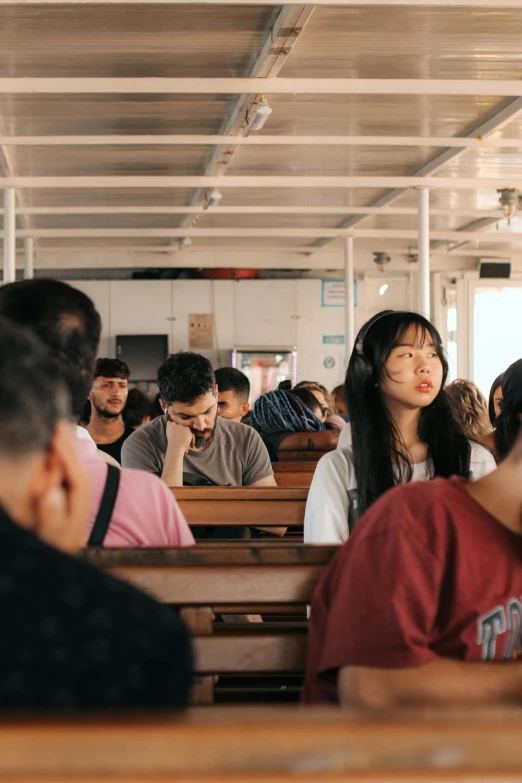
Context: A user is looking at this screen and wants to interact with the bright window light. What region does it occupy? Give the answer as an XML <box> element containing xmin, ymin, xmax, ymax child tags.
<box><xmin>379</xmin><ymin>284</ymin><xmax>389</xmax><ymax>296</ymax></box>
<box><xmin>474</xmin><ymin>286</ymin><xmax>522</xmax><ymax>395</ymax></box>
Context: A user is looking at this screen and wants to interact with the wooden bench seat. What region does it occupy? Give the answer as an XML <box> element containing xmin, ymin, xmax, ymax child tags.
<box><xmin>2</xmin><ymin>707</ymin><xmax>522</xmax><ymax>781</ymax></box>
<box><xmin>84</xmin><ymin>544</ymin><xmax>337</xmax><ymax>703</ymax></box>
<box><xmin>172</xmin><ymin>486</ymin><xmax>308</xmax><ymax>528</ymax></box>
<box><xmin>272</xmin><ymin>462</ymin><xmax>316</xmax><ymax>487</ymax></box>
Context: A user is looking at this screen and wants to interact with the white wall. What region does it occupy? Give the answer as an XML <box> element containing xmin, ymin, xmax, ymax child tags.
<box><xmin>71</xmin><ymin>275</ymin><xmax>414</xmax><ymax>390</ymax></box>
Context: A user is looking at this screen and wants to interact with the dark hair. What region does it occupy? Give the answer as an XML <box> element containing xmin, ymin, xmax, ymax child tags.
<box><xmin>488</xmin><ymin>373</ymin><xmax>503</xmax><ymax>426</ymax></box>
<box><xmin>149</xmin><ymin>392</ymin><xmax>164</xmax><ymax>420</ymax></box>
<box><xmin>214</xmin><ymin>367</ymin><xmax>250</xmax><ymax>402</ymax></box>
<box><xmin>345</xmin><ymin>310</ymin><xmax>471</xmax><ymax>517</ymax></box>
<box><xmin>290</xmin><ymin>387</ymin><xmax>322</xmax><ymax>418</ymax></box>
<box><xmin>157</xmin><ymin>351</ymin><xmax>216</xmax><ymax>406</ymax></box>
<box><xmin>122</xmin><ymin>388</ymin><xmax>151</xmax><ymax>428</ymax></box>
<box><xmin>494</xmin><ymin>360</ymin><xmax>522</xmax><ymax>460</ymax></box>
<box><xmin>79</xmin><ymin>399</ymin><xmax>91</xmax><ymax>426</ymax></box>
<box><xmin>0</xmin><ymin>317</ymin><xmax>69</xmax><ymax>456</ymax></box>
<box><xmin>94</xmin><ymin>358</ymin><xmax>130</xmax><ymax>381</ymax></box>
<box><xmin>277</xmin><ymin>380</ymin><xmax>292</xmax><ymax>391</ymax></box>
<box><xmin>0</xmin><ymin>280</ymin><xmax>101</xmax><ymax>418</ymax></box>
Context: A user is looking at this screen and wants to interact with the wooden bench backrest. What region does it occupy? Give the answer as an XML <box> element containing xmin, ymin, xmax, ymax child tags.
<box><xmin>84</xmin><ymin>544</ymin><xmax>337</xmax><ymax>701</ymax></box>
<box><xmin>276</xmin><ymin>450</ymin><xmax>329</xmax><ymax>462</ymax></box>
<box><xmin>172</xmin><ymin>486</ymin><xmax>308</xmax><ymax>527</ymax></box>
<box><xmin>272</xmin><ymin>462</ymin><xmax>316</xmax><ymax>487</ymax></box>
<box><xmin>1</xmin><ymin>707</ymin><xmax>522</xmax><ymax>780</ymax></box>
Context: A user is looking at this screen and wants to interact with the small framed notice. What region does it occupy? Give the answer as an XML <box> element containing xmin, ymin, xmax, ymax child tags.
<box><xmin>321</xmin><ymin>279</ymin><xmax>358</xmax><ymax>307</ymax></box>
<box><xmin>189</xmin><ymin>313</ymin><xmax>214</xmax><ymax>350</ymax></box>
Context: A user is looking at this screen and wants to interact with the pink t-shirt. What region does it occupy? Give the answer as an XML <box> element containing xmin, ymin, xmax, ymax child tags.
<box><xmin>77</xmin><ymin>437</ymin><xmax>194</xmax><ymax>548</ymax></box>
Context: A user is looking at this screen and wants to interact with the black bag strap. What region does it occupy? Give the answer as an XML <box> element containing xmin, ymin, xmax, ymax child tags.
<box><xmin>87</xmin><ymin>464</ymin><xmax>121</xmax><ymax>547</ymax></box>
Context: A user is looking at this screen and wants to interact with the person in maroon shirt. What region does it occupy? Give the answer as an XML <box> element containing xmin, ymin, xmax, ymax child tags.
<box><xmin>302</xmin><ymin>431</ymin><xmax>522</xmax><ymax>708</ymax></box>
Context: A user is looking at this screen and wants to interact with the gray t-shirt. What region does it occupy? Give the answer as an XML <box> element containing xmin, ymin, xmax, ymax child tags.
<box><xmin>121</xmin><ymin>414</ymin><xmax>273</xmax><ymax>487</ymax></box>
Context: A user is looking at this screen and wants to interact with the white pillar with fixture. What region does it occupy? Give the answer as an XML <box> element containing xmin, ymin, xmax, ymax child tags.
<box><xmin>344</xmin><ymin>236</ymin><xmax>355</xmax><ymax>366</ymax></box>
<box><xmin>24</xmin><ymin>237</ymin><xmax>34</xmax><ymax>280</ymax></box>
<box><xmin>3</xmin><ymin>188</ymin><xmax>16</xmax><ymax>284</ymax></box>
<box><xmin>418</xmin><ymin>186</ymin><xmax>430</xmax><ymax>319</ymax></box>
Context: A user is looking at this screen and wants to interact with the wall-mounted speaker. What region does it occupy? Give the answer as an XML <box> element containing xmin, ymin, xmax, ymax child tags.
<box><xmin>479</xmin><ymin>261</ymin><xmax>511</xmax><ymax>279</ymax></box>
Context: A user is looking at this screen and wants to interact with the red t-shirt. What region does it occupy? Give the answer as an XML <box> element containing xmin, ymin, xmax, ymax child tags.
<box><xmin>302</xmin><ymin>477</ymin><xmax>522</xmax><ymax>705</ymax></box>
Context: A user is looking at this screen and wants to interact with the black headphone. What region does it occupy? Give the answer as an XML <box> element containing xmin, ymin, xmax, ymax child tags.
<box><xmin>351</xmin><ymin>310</ymin><xmax>408</xmax><ymax>385</ymax></box>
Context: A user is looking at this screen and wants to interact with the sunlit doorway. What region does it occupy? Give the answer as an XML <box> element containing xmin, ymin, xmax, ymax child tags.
<box><xmin>473</xmin><ymin>283</ymin><xmax>522</xmax><ymax>397</ymax></box>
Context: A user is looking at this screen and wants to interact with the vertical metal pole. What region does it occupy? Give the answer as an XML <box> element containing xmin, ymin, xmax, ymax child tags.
<box><xmin>24</xmin><ymin>237</ymin><xmax>34</xmax><ymax>279</ymax></box>
<box><xmin>344</xmin><ymin>236</ymin><xmax>355</xmax><ymax>365</ymax></box>
<box><xmin>3</xmin><ymin>188</ymin><xmax>16</xmax><ymax>284</ymax></box>
<box><xmin>418</xmin><ymin>187</ymin><xmax>430</xmax><ymax>319</ymax></box>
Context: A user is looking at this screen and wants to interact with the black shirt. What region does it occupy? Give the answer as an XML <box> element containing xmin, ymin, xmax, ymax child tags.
<box><xmin>96</xmin><ymin>426</ymin><xmax>135</xmax><ymax>464</ymax></box>
<box><xmin>0</xmin><ymin>507</ymin><xmax>193</xmax><ymax>709</ymax></box>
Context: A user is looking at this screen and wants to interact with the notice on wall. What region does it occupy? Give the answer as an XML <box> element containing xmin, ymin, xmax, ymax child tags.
<box><xmin>189</xmin><ymin>313</ymin><xmax>214</xmax><ymax>350</ymax></box>
<box><xmin>321</xmin><ymin>279</ymin><xmax>358</xmax><ymax>307</ymax></box>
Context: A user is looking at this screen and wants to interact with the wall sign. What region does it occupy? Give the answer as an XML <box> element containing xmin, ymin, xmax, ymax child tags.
<box><xmin>323</xmin><ymin>356</ymin><xmax>336</xmax><ymax>370</ymax></box>
<box><xmin>322</xmin><ymin>335</ymin><xmax>345</xmax><ymax>345</ymax></box>
<box><xmin>189</xmin><ymin>313</ymin><xmax>214</xmax><ymax>350</ymax></box>
<box><xmin>321</xmin><ymin>279</ymin><xmax>358</xmax><ymax>307</ymax></box>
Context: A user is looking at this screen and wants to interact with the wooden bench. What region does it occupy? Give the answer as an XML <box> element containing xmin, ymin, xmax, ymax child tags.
<box><xmin>172</xmin><ymin>486</ymin><xmax>308</xmax><ymax>529</ymax></box>
<box><xmin>272</xmin><ymin>462</ymin><xmax>316</xmax><ymax>487</ymax></box>
<box><xmin>276</xmin><ymin>449</ymin><xmax>329</xmax><ymax>462</ymax></box>
<box><xmin>2</xmin><ymin>707</ymin><xmax>522</xmax><ymax>781</ymax></box>
<box><xmin>84</xmin><ymin>543</ymin><xmax>337</xmax><ymax>704</ymax></box>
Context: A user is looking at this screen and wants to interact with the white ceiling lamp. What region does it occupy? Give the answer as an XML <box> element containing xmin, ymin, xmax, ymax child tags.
<box><xmin>178</xmin><ymin>237</ymin><xmax>192</xmax><ymax>250</ymax></box>
<box><xmin>498</xmin><ymin>188</ymin><xmax>522</xmax><ymax>225</ymax></box>
<box><xmin>203</xmin><ymin>188</ymin><xmax>223</xmax><ymax>210</ymax></box>
<box><xmin>379</xmin><ymin>284</ymin><xmax>389</xmax><ymax>296</ymax></box>
<box><xmin>247</xmin><ymin>97</ymin><xmax>272</xmax><ymax>131</ymax></box>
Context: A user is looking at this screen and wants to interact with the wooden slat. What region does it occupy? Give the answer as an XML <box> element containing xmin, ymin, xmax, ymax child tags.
<box><xmin>276</xmin><ymin>450</ymin><xmax>329</xmax><ymax>462</ymax></box>
<box><xmin>170</xmin><ymin>487</ymin><xmax>309</xmax><ymax>526</ymax></box>
<box><xmin>2</xmin><ymin>708</ymin><xmax>522</xmax><ymax>779</ymax></box>
<box><xmin>195</xmin><ymin>632</ymin><xmax>306</xmax><ymax>673</ymax></box>
<box><xmin>172</xmin><ymin>488</ymin><xmax>308</xmax><ymax>500</ymax></box>
<box><xmin>272</xmin><ymin>471</ymin><xmax>314</xmax><ymax>487</ymax></box>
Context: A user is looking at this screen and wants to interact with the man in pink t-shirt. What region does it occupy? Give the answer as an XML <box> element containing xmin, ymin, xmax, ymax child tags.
<box><xmin>0</xmin><ymin>279</ymin><xmax>194</xmax><ymax>549</ymax></box>
<box><xmin>303</xmin><ymin>433</ymin><xmax>522</xmax><ymax>709</ymax></box>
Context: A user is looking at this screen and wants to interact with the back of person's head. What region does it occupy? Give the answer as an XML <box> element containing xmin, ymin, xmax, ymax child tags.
<box><xmin>94</xmin><ymin>358</ymin><xmax>130</xmax><ymax>381</ymax></box>
<box><xmin>122</xmin><ymin>388</ymin><xmax>151</xmax><ymax>429</ymax></box>
<box><xmin>331</xmin><ymin>384</ymin><xmax>348</xmax><ymax>416</ymax></box>
<box><xmin>290</xmin><ymin>387</ymin><xmax>323</xmax><ymax>419</ymax></box>
<box><xmin>251</xmin><ymin>390</ymin><xmax>325</xmax><ymax>434</ymax></box>
<box><xmin>294</xmin><ymin>380</ymin><xmax>333</xmax><ymax>416</ymax></box>
<box><xmin>489</xmin><ymin>373</ymin><xmax>504</xmax><ymax>426</ymax></box>
<box><xmin>495</xmin><ymin>359</ymin><xmax>522</xmax><ymax>460</ymax></box>
<box><xmin>277</xmin><ymin>379</ymin><xmax>292</xmax><ymax>391</ymax></box>
<box><xmin>0</xmin><ymin>280</ymin><xmax>101</xmax><ymax>418</ymax></box>
<box><xmin>157</xmin><ymin>351</ymin><xmax>216</xmax><ymax>406</ymax></box>
<box><xmin>445</xmin><ymin>379</ymin><xmax>492</xmax><ymax>440</ymax></box>
<box><xmin>214</xmin><ymin>367</ymin><xmax>250</xmax><ymax>402</ymax></box>
<box><xmin>149</xmin><ymin>392</ymin><xmax>164</xmax><ymax>420</ymax></box>
<box><xmin>0</xmin><ymin>317</ymin><xmax>68</xmax><ymax>459</ymax></box>
<box><xmin>346</xmin><ymin>310</ymin><xmax>470</xmax><ymax>516</ymax></box>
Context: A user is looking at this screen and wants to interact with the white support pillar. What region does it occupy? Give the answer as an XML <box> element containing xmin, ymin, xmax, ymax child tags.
<box><xmin>3</xmin><ymin>188</ymin><xmax>16</xmax><ymax>284</ymax></box>
<box><xmin>24</xmin><ymin>237</ymin><xmax>34</xmax><ymax>279</ymax></box>
<box><xmin>418</xmin><ymin>187</ymin><xmax>430</xmax><ymax>319</ymax></box>
<box><xmin>344</xmin><ymin>236</ymin><xmax>355</xmax><ymax>365</ymax></box>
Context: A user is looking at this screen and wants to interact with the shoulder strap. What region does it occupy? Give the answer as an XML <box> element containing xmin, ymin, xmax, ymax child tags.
<box><xmin>87</xmin><ymin>464</ymin><xmax>121</xmax><ymax>547</ymax></box>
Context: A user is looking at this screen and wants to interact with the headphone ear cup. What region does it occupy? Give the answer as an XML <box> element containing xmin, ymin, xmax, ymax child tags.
<box><xmin>351</xmin><ymin>354</ymin><xmax>374</xmax><ymax>387</ymax></box>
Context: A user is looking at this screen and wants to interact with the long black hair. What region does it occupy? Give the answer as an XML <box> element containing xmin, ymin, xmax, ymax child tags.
<box><xmin>345</xmin><ymin>311</ymin><xmax>471</xmax><ymax>516</ymax></box>
<box><xmin>488</xmin><ymin>373</ymin><xmax>503</xmax><ymax>427</ymax></box>
<box><xmin>494</xmin><ymin>360</ymin><xmax>522</xmax><ymax>460</ymax></box>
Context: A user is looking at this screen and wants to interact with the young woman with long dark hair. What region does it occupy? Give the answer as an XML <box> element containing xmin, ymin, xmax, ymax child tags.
<box><xmin>494</xmin><ymin>359</ymin><xmax>522</xmax><ymax>460</ymax></box>
<box><xmin>304</xmin><ymin>311</ymin><xmax>496</xmax><ymax>544</ymax></box>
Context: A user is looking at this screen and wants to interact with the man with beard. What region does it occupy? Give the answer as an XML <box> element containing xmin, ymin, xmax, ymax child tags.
<box><xmin>122</xmin><ymin>352</ymin><xmax>278</xmax><ymax>539</ymax></box>
<box><xmin>87</xmin><ymin>359</ymin><xmax>134</xmax><ymax>464</ymax></box>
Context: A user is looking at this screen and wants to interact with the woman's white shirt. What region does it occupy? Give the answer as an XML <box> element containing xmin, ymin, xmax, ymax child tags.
<box><xmin>304</xmin><ymin>441</ymin><xmax>497</xmax><ymax>545</ymax></box>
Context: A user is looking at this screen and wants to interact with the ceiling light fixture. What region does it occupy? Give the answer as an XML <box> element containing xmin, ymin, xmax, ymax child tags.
<box><xmin>179</xmin><ymin>237</ymin><xmax>192</xmax><ymax>250</ymax></box>
<box><xmin>498</xmin><ymin>188</ymin><xmax>521</xmax><ymax>225</ymax></box>
<box><xmin>373</xmin><ymin>252</ymin><xmax>391</xmax><ymax>272</ymax></box>
<box><xmin>204</xmin><ymin>189</ymin><xmax>223</xmax><ymax>210</ymax></box>
<box><xmin>247</xmin><ymin>97</ymin><xmax>272</xmax><ymax>131</ymax></box>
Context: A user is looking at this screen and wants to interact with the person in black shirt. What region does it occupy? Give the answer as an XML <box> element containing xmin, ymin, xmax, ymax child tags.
<box><xmin>87</xmin><ymin>358</ymin><xmax>134</xmax><ymax>463</ymax></box>
<box><xmin>0</xmin><ymin>318</ymin><xmax>193</xmax><ymax>709</ymax></box>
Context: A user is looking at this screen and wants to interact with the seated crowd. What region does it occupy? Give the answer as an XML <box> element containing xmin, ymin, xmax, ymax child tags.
<box><xmin>0</xmin><ymin>280</ymin><xmax>521</xmax><ymax>711</ymax></box>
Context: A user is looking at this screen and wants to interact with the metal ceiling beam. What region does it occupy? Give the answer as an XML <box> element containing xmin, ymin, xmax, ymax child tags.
<box><xmin>309</xmin><ymin>96</ymin><xmax>522</xmax><ymax>252</ymax></box>
<box><xmin>0</xmin><ymin>175</ymin><xmax>519</xmax><ymax>189</ymax></box>
<box><xmin>0</xmin><ymin>205</ymin><xmax>502</xmax><ymax>217</ymax></box>
<box><xmin>4</xmin><ymin>78</ymin><xmax>522</xmax><ymax>96</ymax></box>
<box><xmin>0</xmin><ymin>228</ymin><xmax>513</xmax><ymax>241</ymax></box>
<box><xmin>3</xmin><ymin>135</ymin><xmax>522</xmax><ymax>148</ymax></box>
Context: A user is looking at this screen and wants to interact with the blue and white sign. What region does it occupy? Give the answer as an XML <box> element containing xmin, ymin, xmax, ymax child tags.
<box><xmin>321</xmin><ymin>279</ymin><xmax>358</xmax><ymax>307</ymax></box>
<box><xmin>322</xmin><ymin>335</ymin><xmax>345</xmax><ymax>345</ymax></box>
